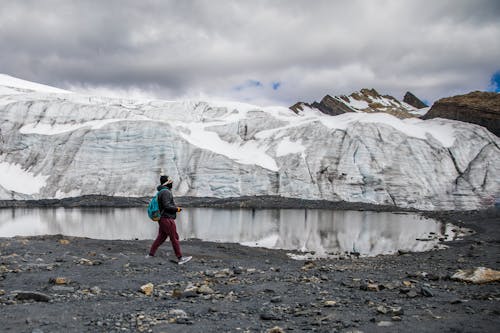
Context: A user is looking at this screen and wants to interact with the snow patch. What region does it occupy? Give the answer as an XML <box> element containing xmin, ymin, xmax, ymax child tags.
<box><xmin>347</xmin><ymin>97</ymin><xmax>369</xmax><ymax>110</ymax></box>
<box><xmin>0</xmin><ymin>162</ymin><xmax>48</xmax><ymax>194</ymax></box>
<box><xmin>318</xmin><ymin>112</ymin><xmax>456</xmax><ymax>147</ymax></box>
<box><xmin>276</xmin><ymin>137</ymin><xmax>306</xmax><ymax>157</ymax></box>
<box><xmin>176</xmin><ymin>122</ymin><xmax>279</xmax><ymax>171</ymax></box>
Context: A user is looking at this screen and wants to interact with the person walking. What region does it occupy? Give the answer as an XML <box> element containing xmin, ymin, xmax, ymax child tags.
<box><xmin>147</xmin><ymin>175</ymin><xmax>192</xmax><ymax>265</ymax></box>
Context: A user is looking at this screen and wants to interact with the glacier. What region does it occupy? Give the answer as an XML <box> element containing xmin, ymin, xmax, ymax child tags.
<box><xmin>0</xmin><ymin>75</ymin><xmax>499</xmax><ymax>210</ymax></box>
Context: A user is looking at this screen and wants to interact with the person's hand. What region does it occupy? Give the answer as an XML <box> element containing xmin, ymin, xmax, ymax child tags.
<box><xmin>177</xmin><ymin>207</ymin><xmax>182</xmax><ymax>212</ymax></box>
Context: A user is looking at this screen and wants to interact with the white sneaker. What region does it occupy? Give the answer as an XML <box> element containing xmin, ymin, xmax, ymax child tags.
<box><xmin>178</xmin><ymin>256</ymin><xmax>192</xmax><ymax>265</ymax></box>
<box><xmin>145</xmin><ymin>254</ymin><xmax>154</xmax><ymax>259</ymax></box>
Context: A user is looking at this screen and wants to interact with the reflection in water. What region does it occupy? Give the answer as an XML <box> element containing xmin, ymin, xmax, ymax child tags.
<box><xmin>0</xmin><ymin>207</ymin><xmax>461</xmax><ymax>257</ymax></box>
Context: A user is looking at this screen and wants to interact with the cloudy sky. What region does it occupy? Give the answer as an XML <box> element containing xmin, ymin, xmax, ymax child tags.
<box><xmin>1</xmin><ymin>0</ymin><xmax>499</xmax><ymax>106</ymax></box>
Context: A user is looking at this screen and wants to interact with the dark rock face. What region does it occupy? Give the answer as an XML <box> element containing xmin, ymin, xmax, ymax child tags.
<box><xmin>423</xmin><ymin>91</ymin><xmax>500</xmax><ymax>137</ymax></box>
<box><xmin>403</xmin><ymin>91</ymin><xmax>428</xmax><ymax>109</ymax></box>
<box><xmin>289</xmin><ymin>96</ymin><xmax>355</xmax><ymax>116</ymax></box>
<box><xmin>312</xmin><ymin>95</ymin><xmax>355</xmax><ymax>116</ymax></box>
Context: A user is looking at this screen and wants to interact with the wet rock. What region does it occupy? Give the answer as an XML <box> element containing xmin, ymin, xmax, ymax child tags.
<box><xmin>139</xmin><ymin>283</ymin><xmax>154</xmax><ymax>296</ymax></box>
<box><xmin>451</xmin><ymin>267</ymin><xmax>500</xmax><ymax>284</ymax></box>
<box><xmin>406</xmin><ymin>290</ymin><xmax>418</xmax><ymax>298</ymax></box>
<box><xmin>15</xmin><ymin>291</ymin><xmax>51</xmax><ymax>302</ymax></box>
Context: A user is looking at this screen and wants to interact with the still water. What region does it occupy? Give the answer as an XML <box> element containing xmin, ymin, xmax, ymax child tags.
<box><xmin>0</xmin><ymin>208</ymin><xmax>462</xmax><ymax>258</ymax></box>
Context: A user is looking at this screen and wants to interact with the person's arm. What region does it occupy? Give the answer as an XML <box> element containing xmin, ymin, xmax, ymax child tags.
<box><xmin>159</xmin><ymin>190</ymin><xmax>179</xmax><ymax>213</ymax></box>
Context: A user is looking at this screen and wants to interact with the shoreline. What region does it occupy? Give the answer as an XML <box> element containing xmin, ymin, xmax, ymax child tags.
<box><xmin>0</xmin><ymin>199</ymin><xmax>498</xmax><ymax>332</ymax></box>
<box><xmin>0</xmin><ymin>194</ymin><xmax>436</xmax><ymax>212</ymax></box>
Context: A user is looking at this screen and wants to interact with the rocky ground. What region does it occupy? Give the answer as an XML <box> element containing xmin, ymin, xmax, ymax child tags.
<box><xmin>0</xmin><ymin>207</ymin><xmax>499</xmax><ymax>333</ymax></box>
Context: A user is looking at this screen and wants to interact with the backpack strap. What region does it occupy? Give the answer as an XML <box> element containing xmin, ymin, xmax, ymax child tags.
<box><xmin>156</xmin><ymin>188</ymin><xmax>168</xmax><ymax>216</ymax></box>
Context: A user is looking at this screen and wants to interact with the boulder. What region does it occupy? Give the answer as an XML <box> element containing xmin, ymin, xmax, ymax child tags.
<box><xmin>451</xmin><ymin>267</ymin><xmax>500</xmax><ymax>284</ymax></box>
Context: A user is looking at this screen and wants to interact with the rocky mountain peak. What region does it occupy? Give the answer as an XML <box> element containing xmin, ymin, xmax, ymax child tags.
<box><xmin>403</xmin><ymin>91</ymin><xmax>428</xmax><ymax>109</ymax></box>
<box><xmin>290</xmin><ymin>88</ymin><xmax>421</xmax><ymax>118</ymax></box>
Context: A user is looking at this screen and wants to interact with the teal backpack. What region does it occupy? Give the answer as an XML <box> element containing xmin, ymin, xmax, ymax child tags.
<box><xmin>147</xmin><ymin>189</ymin><xmax>167</xmax><ymax>221</ymax></box>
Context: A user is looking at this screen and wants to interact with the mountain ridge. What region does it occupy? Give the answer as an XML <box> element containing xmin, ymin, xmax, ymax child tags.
<box><xmin>290</xmin><ymin>88</ymin><xmax>427</xmax><ymax>118</ymax></box>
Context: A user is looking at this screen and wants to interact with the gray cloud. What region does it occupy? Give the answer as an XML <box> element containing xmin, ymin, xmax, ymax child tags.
<box><xmin>1</xmin><ymin>0</ymin><xmax>499</xmax><ymax>106</ymax></box>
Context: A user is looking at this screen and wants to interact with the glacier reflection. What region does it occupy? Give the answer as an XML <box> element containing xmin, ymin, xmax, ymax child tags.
<box><xmin>0</xmin><ymin>207</ymin><xmax>458</xmax><ymax>257</ymax></box>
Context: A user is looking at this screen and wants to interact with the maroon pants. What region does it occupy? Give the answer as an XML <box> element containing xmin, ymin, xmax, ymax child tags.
<box><xmin>149</xmin><ymin>217</ymin><xmax>182</xmax><ymax>258</ymax></box>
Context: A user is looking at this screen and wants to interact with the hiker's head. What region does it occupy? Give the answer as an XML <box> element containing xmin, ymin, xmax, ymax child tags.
<box><xmin>160</xmin><ymin>175</ymin><xmax>173</xmax><ymax>189</ymax></box>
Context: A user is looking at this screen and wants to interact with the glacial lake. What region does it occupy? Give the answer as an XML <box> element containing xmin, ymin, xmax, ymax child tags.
<box><xmin>0</xmin><ymin>208</ymin><xmax>466</xmax><ymax>258</ymax></box>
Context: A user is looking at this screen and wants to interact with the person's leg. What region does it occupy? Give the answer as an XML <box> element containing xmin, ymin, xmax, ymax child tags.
<box><xmin>165</xmin><ymin>218</ymin><xmax>182</xmax><ymax>258</ymax></box>
<box><xmin>149</xmin><ymin>219</ymin><xmax>168</xmax><ymax>256</ymax></box>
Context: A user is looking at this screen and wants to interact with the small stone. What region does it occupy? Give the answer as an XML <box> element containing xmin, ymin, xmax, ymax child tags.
<box><xmin>0</xmin><ymin>289</ymin><xmax>5</xmax><ymax>296</ymax></box>
<box><xmin>78</xmin><ymin>258</ymin><xmax>93</xmax><ymax>266</ymax></box>
<box><xmin>402</xmin><ymin>280</ymin><xmax>412</xmax><ymax>287</ymax></box>
<box><xmin>90</xmin><ymin>286</ymin><xmax>101</xmax><ymax>295</ymax></box>
<box><xmin>175</xmin><ymin>317</ymin><xmax>193</xmax><ymax>325</ymax></box>
<box><xmin>139</xmin><ymin>283</ymin><xmax>154</xmax><ymax>296</ymax></box>
<box><xmin>391</xmin><ymin>307</ymin><xmax>404</xmax><ymax>315</ymax></box>
<box><xmin>301</xmin><ymin>261</ymin><xmax>316</xmax><ymax>271</ymax></box>
<box><xmin>169</xmin><ymin>309</ymin><xmax>188</xmax><ymax>318</ymax></box>
<box><xmin>377</xmin><ymin>321</ymin><xmax>393</xmax><ymax>327</ymax></box>
<box><xmin>366</xmin><ymin>283</ymin><xmax>379</xmax><ymax>292</ymax></box>
<box><xmin>376</xmin><ymin>306</ymin><xmax>388</xmax><ymax>314</ymax></box>
<box><xmin>407</xmin><ymin>290</ymin><xmax>418</xmax><ymax>298</ymax></box>
<box><xmin>267</xmin><ymin>326</ymin><xmax>285</xmax><ymax>333</ymax></box>
<box><xmin>392</xmin><ymin>316</ymin><xmax>402</xmax><ymax>321</ymax></box>
<box><xmin>324</xmin><ymin>300</ymin><xmax>337</xmax><ymax>307</ymax></box>
<box><xmin>172</xmin><ymin>289</ymin><xmax>183</xmax><ymax>298</ymax></box>
<box><xmin>58</xmin><ymin>239</ymin><xmax>70</xmax><ymax>245</ymax></box>
<box><xmin>233</xmin><ymin>267</ymin><xmax>244</xmax><ymax>275</ymax></box>
<box><xmin>197</xmin><ymin>284</ymin><xmax>214</xmax><ymax>295</ymax></box>
<box><xmin>53</xmin><ymin>277</ymin><xmax>69</xmax><ymax>285</ymax></box>
<box><xmin>420</xmin><ymin>286</ymin><xmax>434</xmax><ymax>297</ymax></box>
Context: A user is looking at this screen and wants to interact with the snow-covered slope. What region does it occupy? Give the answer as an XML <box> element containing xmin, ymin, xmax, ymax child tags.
<box><xmin>0</xmin><ymin>76</ymin><xmax>498</xmax><ymax>210</ymax></box>
<box><xmin>0</xmin><ymin>74</ymin><xmax>70</xmax><ymax>95</ymax></box>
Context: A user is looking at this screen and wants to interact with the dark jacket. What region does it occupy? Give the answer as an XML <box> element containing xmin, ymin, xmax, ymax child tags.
<box><xmin>157</xmin><ymin>185</ymin><xmax>178</xmax><ymax>219</ymax></box>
